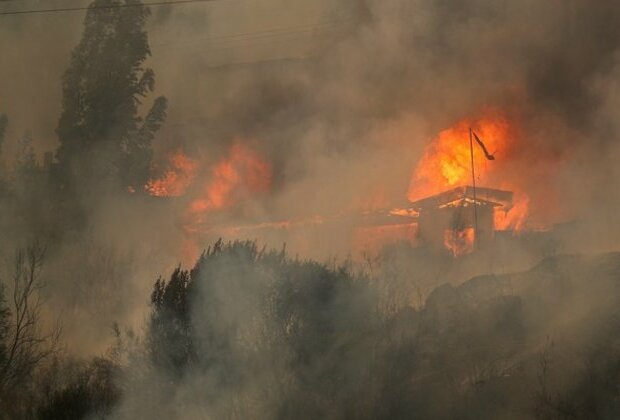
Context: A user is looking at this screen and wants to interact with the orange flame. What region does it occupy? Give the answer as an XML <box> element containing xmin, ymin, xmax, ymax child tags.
<box><xmin>494</xmin><ymin>191</ymin><xmax>529</xmax><ymax>231</ymax></box>
<box><xmin>409</xmin><ymin>117</ymin><xmax>510</xmax><ymax>200</ymax></box>
<box><xmin>189</xmin><ymin>143</ymin><xmax>272</xmax><ymax>219</ymax></box>
<box><xmin>145</xmin><ymin>151</ymin><xmax>198</xmax><ymax>197</ymax></box>
<box><xmin>145</xmin><ymin>143</ymin><xmax>272</xmax><ymax>265</ymax></box>
<box><xmin>179</xmin><ymin>143</ymin><xmax>271</xmax><ymax>263</ymax></box>
<box><xmin>409</xmin><ymin>114</ymin><xmax>530</xmax><ymax>232</ymax></box>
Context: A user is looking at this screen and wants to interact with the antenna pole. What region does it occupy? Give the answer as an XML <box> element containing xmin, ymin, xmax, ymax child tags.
<box><xmin>470</xmin><ymin>127</ymin><xmax>478</xmax><ymax>247</ymax></box>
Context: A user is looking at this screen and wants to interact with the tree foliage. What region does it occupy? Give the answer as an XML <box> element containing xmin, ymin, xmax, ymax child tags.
<box><xmin>145</xmin><ymin>240</ymin><xmax>388</xmax><ymax>419</ymax></box>
<box><xmin>4</xmin><ymin>240</ymin><xmax>620</xmax><ymax>419</ymax></box>
<box><xmin>56</xmin><ymin>0</ymin><xmax>167</xmax><ymax>191</ymax></box>
<box><xmin>35</xmin><ymin>357</ymin><xmax>120</xmax><ymax>420</ymax></box>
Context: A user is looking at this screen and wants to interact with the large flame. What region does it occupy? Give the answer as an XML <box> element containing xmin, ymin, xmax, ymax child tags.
<box><xmin>409</xmin><ymin>117</ymin><xmax>509</xmax><ymax>200</ymax></box>
<box><xmin>409</xmin><ymin>114</ymin><xmax>529</xmax><ymax>232</ymax></box>
<box><xmin>145</xmin><ymin>143</ymin><xmax>272</xmax><ymax>264</ymax></box>
<box><xmin>146</xmin><ymin>114</ymin><xmax>542</xmax><ymax>263</ymax></box>
<box><xmin>145</xmin><ymin>143</ymin><xmax>272</xmax><ymax>213</ymax></box>
<box><xmin>189</xmin><ymin>143</ymin><xmax>272</xmax><ymax>219</ymax></box>
<box><xmin>182</xmin><ymin>143</ymin><xmax>272</xmax><ymax>261</ymax></box>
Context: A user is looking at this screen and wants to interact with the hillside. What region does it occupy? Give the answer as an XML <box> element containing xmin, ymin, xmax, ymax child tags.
<box><xmin>409</xmin><ymin>253</ymin><xmax>620</xmax><ymax>418</ymax></box>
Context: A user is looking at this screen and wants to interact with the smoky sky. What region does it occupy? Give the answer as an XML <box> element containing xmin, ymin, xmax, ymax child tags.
<box><xmin>1</xmin><ymin>0</ymin><xmax>620</xmax><ymax>395</ymax></box>
<box><xmin>2</xmin><ymin>0</ymin><xmax>620</xmax><ymax>247</ymax></box>
<box><xmin>2</xmin><ymin>1</ymin><xmax>619</xmax><ymax>165</ymax></box>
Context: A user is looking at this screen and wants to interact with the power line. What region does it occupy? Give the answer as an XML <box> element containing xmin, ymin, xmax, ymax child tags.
<box><xmin>0</xmin><ymin>0</ymin><xmax>221</xmax><ymax>16</ymax></box>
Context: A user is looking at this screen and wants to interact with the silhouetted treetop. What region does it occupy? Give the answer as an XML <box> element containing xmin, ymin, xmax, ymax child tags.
<box><xmin>56</xmin><ymin>0</ymin><xmax>167</xmax><ymax>191</ymax></box>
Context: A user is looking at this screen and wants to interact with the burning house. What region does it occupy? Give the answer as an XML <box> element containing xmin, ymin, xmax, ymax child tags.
<box><xmin>408</xmin><ymin>185</ymin><xmax>513</xmax><ymax>255</ymax></box>
<box><xmin>145</xmin><ymin>113</ymin><xmax>535</xmax><ymax>261</ymax></box>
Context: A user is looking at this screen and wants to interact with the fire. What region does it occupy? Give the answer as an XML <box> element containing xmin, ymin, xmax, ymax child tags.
<box><xmin>409</xmin><ymin>117</ymin><xmax>510</xmax><ymax>200</ymax></box>
<box><xmin>145</xmin><ymin>151</ymin><xmax>198</xmax><ymax>197</ymax></box>
<box><xmin>189</xmin><ymin>143</ymin><xmax>272</xmax><ymax>221</ymax></box>
<box><xmin>409</xmin><ymin>114</ymin><xmax>530</xmax><ymax>232</ymax></box>
<box><xmin>145</xmin><ymin>144</ymin><xmax>271</xmax><ymax>208</ymax></box>
<box><xmin>144</xmin><ymin>143</ymin><xmax>272</xmax><ymax>264</ymax></box>
<box><xmin>494</xmin><ymin>191</ymin><xmax>529</xmax><ymax>231</ymax></box>
<box><xmin>182</xmin><ymin>143</ymin><xmax>272</xmax><ymax>262</ymax></box>
<box><xmin>444</xmin><ymin>227</ymin><xmax>475</xmax><ymax>257</ymax></box>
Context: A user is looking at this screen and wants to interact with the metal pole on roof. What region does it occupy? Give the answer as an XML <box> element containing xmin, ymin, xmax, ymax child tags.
<box><xmin>469</xmin><ymin>127</ymin><xmax>478</xmax><ymax>247</ymax></box>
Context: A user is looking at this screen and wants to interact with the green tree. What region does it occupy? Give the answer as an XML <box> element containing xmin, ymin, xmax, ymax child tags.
<box><xmin>56</xmin><ymin>0</ymin><xmax>167</xmax><ymax>192</ymax></box>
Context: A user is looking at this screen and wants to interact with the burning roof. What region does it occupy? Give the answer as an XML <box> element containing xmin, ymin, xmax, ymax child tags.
<box><xmin>409</xmin><ymin>186</ymin><xmax>513</xmax><ymax>211</ymax></box>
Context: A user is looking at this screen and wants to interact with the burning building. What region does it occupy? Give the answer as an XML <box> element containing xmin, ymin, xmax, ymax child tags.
<box><xmin>406</xmin><ymin>185</ymin><xmax>513</xmax><ymax>256</ymax></box>
<box><xmin>144</xmin><ymin>112</ymin><xmax>539</xmax><ymax>261</ymax></box>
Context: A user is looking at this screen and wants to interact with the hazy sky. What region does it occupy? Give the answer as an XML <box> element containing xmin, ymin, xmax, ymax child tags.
<box><xmin>0</xmin><ymin>0</ymin><xmax>335</xmax><ymax>157</ymax></box>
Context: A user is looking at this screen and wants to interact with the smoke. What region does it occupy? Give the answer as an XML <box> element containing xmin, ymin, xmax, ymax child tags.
<box><xmin>3</xmin><ymin>0</ymin><xmax>620</xmax><ymax>414</ymax></box>
<box><xmin>139</xmin><ymin>0</ymin><xmax>620</xmax><ymax>252</ymax></box>
<box><xmin>4</xmin><ymin>0</ymin><xmax>620</xmax><ymax>228</ymax></box>
<box><xmin>106</xmin><ymin>241</ymin><xmax>620</xmax><ymax>419</ymax></box>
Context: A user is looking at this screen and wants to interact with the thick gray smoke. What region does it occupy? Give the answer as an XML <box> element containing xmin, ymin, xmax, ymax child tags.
<box><xmin>3</xmin><ymin>0</ymin><xmax>620</xmax><ymax>234</ymax></box>
<box><xmin>140</xmin><ymin>0</ymin><xmax>620</xmax><ymax>253</ymax></box>
<box><xmin>2</xmin><ymin>0</ymin><xmax>620</xmax><ymax>417</ymax></box>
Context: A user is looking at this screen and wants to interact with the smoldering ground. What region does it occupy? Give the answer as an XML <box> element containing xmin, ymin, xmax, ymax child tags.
<box><xmin>2</xmin><ymin>0</ymin><xmax>620</xmax><ymax>418</ymax></box>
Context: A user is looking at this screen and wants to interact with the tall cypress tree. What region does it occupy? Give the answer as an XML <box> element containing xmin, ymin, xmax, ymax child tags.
<box><xmin>56</xmin><ymin>0</ymin><xmax>167</xmax><ymax>192</ymax></box>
